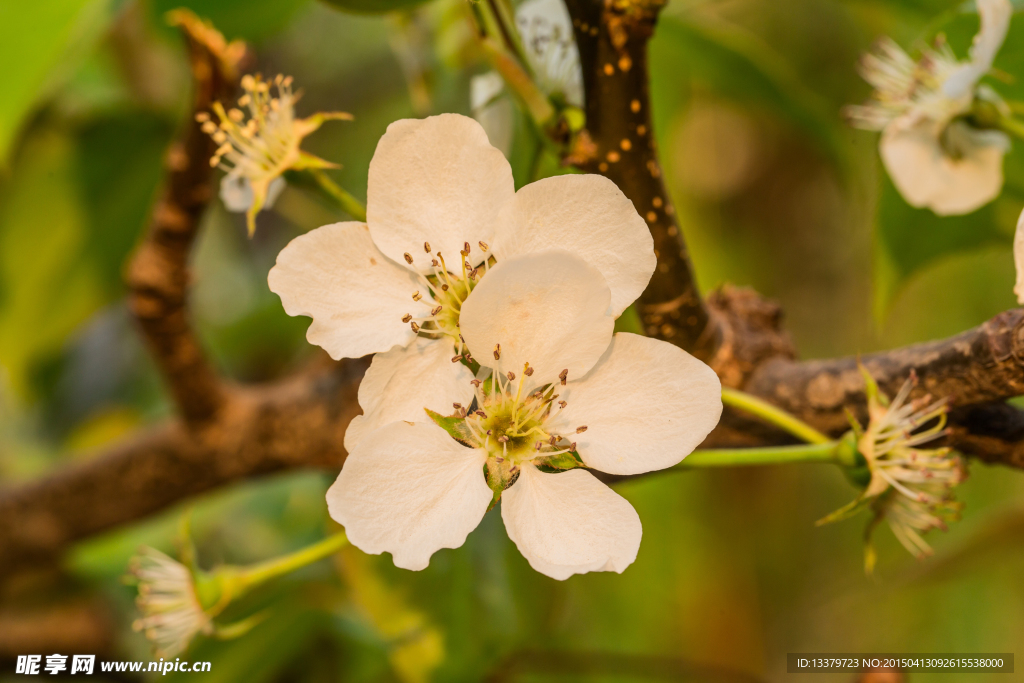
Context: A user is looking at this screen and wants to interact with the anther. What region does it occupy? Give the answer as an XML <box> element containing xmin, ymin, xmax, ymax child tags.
<box><xmin>431</xmin><ymin>305</ymin><xmax>442</xmax><ymax>316</ymax></box>
<box><xmin>471</xmin><ymin>379</ymin><xmax>482</xmax><ymax>387</ymax></box>
<box><xmin>570</xmin><ymin>442</ymin><xmax>576</xmax><ymax>451</ymax></box>
<box><xmin>558</xmin><ymin>400</ymin><xmax>567</xmax><ymax>409</ymax></box>
<box><xmin>475</xmin><ymin>410</ymin><xmax>487</xmax><ymax>417</ymax></box>
<box><xmin>498</xmin><ymin>435</ymin><xmax>509</xmax><ymax>443</ymax></box>
<box><xmin>431</xmin><ymin>259</ymin><xmax>439</xmax><ymax>267</ymax></box>
<box><xmin>576</xmin><ymin>426</ymin><xmax>588</xmax><ymax>434</ymax></box>
<box><xmin>479</xmin><ymin>241</ymin><xmax>489</xmax><ymax>252</ymax></box>
<box><xmin>411</xmin><ymin>322</ymin><xmax>421</xmax><ymax>332</ymax></box>
<box><xmin>465</xmin><ymin>355</ymin><xmax>474</xmax><ymax>363</ymax></box>
<box><xmin>459</xmin><ymin>334</ymin><xmax>466</xmax><ymax>343</ymax></box>
<box><xmin>535</xmin><ymin>442</ymin><xmax>543</xmax><ymax>451</ymax></box>
<box><xmin>441</xmin><ymin>284</ymin><xmax>449</xmax><ymax>291</ymax></box>
<box><xmin>402</xmin><ymin>314</ymin><xmax>412</xmax><ymax>323</ymax></box>
<box><xmin>524</xmin><ymin>366</ymin><xmax>534</xmax><ymax>377</ymax></box>
<box><xmin>549</xmin><ymin>436</ymin><xmax>557</xmax><ymax>445</ymax></box>
<box><xmin>424</xmin><ymin>242</ymin><xmax>431</xmax><ymax>253</ymax></box>
<box><xmin>404</xmin><ymin>253</ymin><xmax>413</xmax><ymax>264</ymax></box>
<box><xmin>451</xmin><ymin>355</ymin><xmax>463</xmax><ymax>363</ymax></box>
<box><xmin>464</xmin><ymin>241</ymin><xmax>471</xmax><ymax>254</ymax></box>
<box><xmin>412</xmin><ymin>291</ymin><xmax>422</xmax><ymax>301</ymax></box>
<box><xmin>507</xmin><ymin>371</ymin><xmax>516</xmax><ymax>381</ymax></box>
<box><xmin>453</xmin><ymin>403</ymin><xmax>463</xmax><ymax>411</ymax></box>
<box><xmin>494</xmin><ymin>344</ymin><xmax>501</xmax><ymax>360</ymax></box>
<box><xmin>559</xmin><ymin>369</ymin><xmax>568</xmax><ymax>385</ymax></box>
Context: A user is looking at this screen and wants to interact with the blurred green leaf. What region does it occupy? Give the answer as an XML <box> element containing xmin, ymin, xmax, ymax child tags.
<box><xmin>0</xmin><ymin>0</ymin><xmax>115</xmax><ymax>165</ymax></box>
<box><xmin>652</xmin><ymin>16</ymin><xmax>849</xmax><ymax>173</ymax></box>
<box><xmin>151</xmin><ymin>0</ymin><xmax>314</xmax><ymax>42</ymax></box>
<box><xmin>318</xmin><ymin>0</ymin><xmax>435</xmax><ymax>16</ymax></box>
<box><xmin>0</xmin><ymin>128</ymin><xmax>104</xmax><ymax>397</ymax></box>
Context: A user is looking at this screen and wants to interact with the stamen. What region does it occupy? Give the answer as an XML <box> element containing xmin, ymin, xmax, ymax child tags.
<box><xmin>412</xmin><ymin>291</ymin><xmax>422</xmax><ymax>301</ymax></box>
<box><xmin>404</xmin><ymin>253</ymin><xmax>414</xmax><ymax>264</ymax></box>
<box><xmin>479</xmin><ymin>241</ymin><xmax>489</xmax><ymax>252</ymax></box>
<box><xmin>558</xmin><ymin>401</ymin><xmax>567</xmax><ymax>409</ymax></box>
<box><xmin>494</xmin><ymin>344</ymin><xmax>501</xmax><ymax>360</ymax></box>
<box><xmin>411</xmin><ymin>322</ymin><xmax>420</xmax><ymax>333</ymax></box>
<box><xmin>463</xmin><ymin>241</ymin><xmax>471</xmax><ymax>255</ymax></box>
<box><xmin>507</xmin><ymin>371</ymin><xmax>516</xmax><ymax>381</ymax></box>
<box><xmin>452</xmin><ymin>355</ymin><xmax>463</xmax><ymax>363</ymax></box>
<box><xmin>431</xmin><ymin>305</ymin><xmax>443</xmax><ymax>316</ymax></box>
<box><xmin>576</xmin><ymin>426</ymin><xmax>588</xmax><ymax>433</ymax></box>
<box><xmin>471</xmin><ymin>379</ymin><xmax>482</xmax><ymax>387</ymax></box>
<box><xmin>524</xmin><ymin>364</ymin><xmax>534</xmax><ymax>377</ymax></box>
<box><xmin>424</xmin><ymin>242</ymin><xmax>431</xmax><ymax>253</ymax></box>
<box><xmin>559</xmin><ymin>369</ymin><xmax>568</xmax><ymax>385</ymax></box>
<box><xmin>498</xmin><ymin>435</ymin><xmax>509</xmax><ymax>443</ymax></box>
<box><xmin>402</xmin><ymin>314</ymin><xmax>412</xmax><ymax>323</ymax></box>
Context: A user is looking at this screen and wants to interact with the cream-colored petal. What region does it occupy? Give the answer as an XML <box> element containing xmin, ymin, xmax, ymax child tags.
<box><xmin>366</xmin><ymin>114</ymin><xmax>514</xmax><ymax>273</ymax></box>
<box><xmin>471</xmin><ymin>72</ymin><xmax>514</xmax><ymax>156</ymax></box>
<box><xmin>328</xmin><ymin>421</ymin><xmax>491</xmax><ymax>571</ymax></box>
<box><xmin>268</xmin><ymin>222</ymin><xmax>421</xmax><ymax>359</ymax></box>
<box><xmin>501</xmin><ymin>465</ymin><xmax>641</xmax><ymax>580</ymax></box>
<box><xmin>344</xmin><ymin>338</ymin><xmax>476</xmax><ymax>452</ymax></box>
<box><xmin>516</xmin><ymin>0</ymin><xmax>583</xmax><ymax>107</ymax></box>
<box><xmin>220</xmin><ymin>174</ymin><xmax>285</xmax><ymax>212</ymax></box>
<box><xmin>942</xmin><ymin>0</ymin><xmax>1012</xmax><ymax>99</ymax></box>
<box><xmin>491</xmin><ymin>174</ymin><xmax>655</xmax><ymax>316</ymax></box>
<box><xmin>546</xmin><ymin>333</ymin><xmax>722</xmax><ymax>475</ymax></box>
<box><xmin>880</xmin><ymin>117</ymin><xmax>1008</xmax><ymax>216</ymax></box>
<box><xmin>1014</xmin><ymin>207</ymin><xmax>1024</xmax><ymax>305</ymax></box>
<box><xmin>460</xmin><ymin>251</ymin><xmax>614</xmax><ymax>390</ymax></box>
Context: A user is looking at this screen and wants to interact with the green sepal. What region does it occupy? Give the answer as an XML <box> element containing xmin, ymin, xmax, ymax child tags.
<box><xmin>424</xmin><ymin>408</ymin><xmax>474</xmax><ymax>447</ymax></box>
<box><xmin>211</xmin><ymin>610</ymin><xmax>270</xmax><ymax>640</ymax></box>
<box><xmin>535</xmin><ymin>450</ymin><xmax>583</xmax><ymax>471</ymax></box>
<box><xmin>292</xmin><ymin>151</ymin><xmax>339</xmax><ymax>171</ymax></box>
<box><xmin>483</xmin><ymin>461</ymin><xmax>518</xmax><ymax>512</ymax></box>
<box><xmin>814</xmin><ymin>494</ymin><xmax>873</xmax><ymax>527</ymax></box>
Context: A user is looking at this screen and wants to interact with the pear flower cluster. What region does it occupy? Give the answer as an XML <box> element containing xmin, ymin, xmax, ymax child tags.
<box><xmin>819</xmin><ymin>369</ymin><xmax>964</xmax><ymax>572</ymax></box>
<box><xmin>270</xmin><ymin>113</ymin><xmax>723</xmax><ymax>579</ymax></box>
<box><xmin>845</xmin><ymin>0</ymin><xmax>1013</xmax><ymax>215</ymax></box>
<box><xmin>199</xmin><ymin>74</ymin><xmax>352</xmax><ymax>235</ymax></box>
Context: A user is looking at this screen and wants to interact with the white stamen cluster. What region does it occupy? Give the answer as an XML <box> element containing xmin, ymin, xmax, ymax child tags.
<box><xmin>128</xmin><ymin>547</ymin><xmax>212</xmax><ymax>658</ymax></box>
<box><xmin>861</xmin><ymin>375</ymin><xmax>965</xmax><ymax>560</ymax></box>
<box><xmin>401</xmin><ymin>241</ymin><xmax>490</xmax><ymax>356</ymax></box>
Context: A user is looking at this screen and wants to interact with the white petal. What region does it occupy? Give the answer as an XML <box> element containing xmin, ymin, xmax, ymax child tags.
<box><xmin>344</xmin><ymin>338</ymin><xmax>477</xmax><ymax>452</ymax></box>
<box><xmin>1014</xmin><ymin>207</ymin><xmax>1024</xmax><ymax>305</ymax></box>
<box><xmin>501</xmin><ymin>465</ymin><xmax>641</xmax><ymax>580</ymax></box>
<box><xmin>327</xmin><ymin>421</ymin><xmax>491</xmax><ymax>571</ymax></box>
<box><xmin>942</xmin><ymin>0</ymin><xmax>1012</xmax><ymax>99</ymax></box>
<box><xmin>470</xmin><ymin>73</ymin><xmax>514</xmax><ymax>156</ymax></box>
<box><xmin>880</xmin><ymin>117</ymin><xmax>1008</xmax><ymax>216</ymax></box>
<box><xmin>516</xmin><ymin>0</ymin><xmax>584</xmax><ymax>107</ymax></box>
<box><xmin>491</xmin><ymin>174</ymin><xmax>655</xmax><ymax>316</ymax></box>
<box><xmin>547</xmin><ymin>333</ymin><xmax>723</xmax><ymax>475</ymax></box>
<box><xmin>366</xmin><ymin>114</ymin><xmax>515</xmax><ymax>273</ymax></box>
<box><xmin>460</xmin><ymin>251</ymin><xmax>614</xmax><ymax>388</ymax></box>
<box><xmin>268</xmin><ymin>222</ymin><xmax>420</xmax><ymax>359</ymax></box>
<box><xmin>220</xmin><ymin>174</ymin><xmax>285</xmax><ymax>212</ymax></box>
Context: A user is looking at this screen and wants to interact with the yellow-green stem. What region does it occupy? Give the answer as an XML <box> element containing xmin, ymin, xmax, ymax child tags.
<box><xmin>234</xmin><ymin>531</ymin><xmax>349</xmax><ymax>595</ymax></box>
<box><xmin>721</xmin><ymin>388</ymin><xmax>831</xmax><ymax>444</ymax></box>
<box><xmin>309</xmin><ymin>169</ymin><xmax>367</xmax><ymax>222</ymax></box>
<box><xmin>676</xmin><ymin>441</ymin><xmax>839</xmax><ymax>469</ymax></box>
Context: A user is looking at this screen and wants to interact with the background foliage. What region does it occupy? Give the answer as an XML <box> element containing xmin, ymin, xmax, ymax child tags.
<box><xmin>2</xmin><ymin>0</ymin><xmax>1023</xmax><ymax>681</ymax></box>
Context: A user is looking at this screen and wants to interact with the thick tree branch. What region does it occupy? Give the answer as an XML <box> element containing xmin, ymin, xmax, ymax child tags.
<box><xmin>125</xmin><ymin>12</ymin><xmax>245</xmax><ymax>426</ymax></box>
<box><xmin>564</xmin><ymin>0</ymin><xmax>717</xmax><ymax>358</ymax></box>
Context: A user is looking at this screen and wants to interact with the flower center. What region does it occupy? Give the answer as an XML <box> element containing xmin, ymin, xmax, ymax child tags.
<box><xmin>400</xmin><ymin>241</ymin><xmax>492</xmax><ymax>355</ymax></box>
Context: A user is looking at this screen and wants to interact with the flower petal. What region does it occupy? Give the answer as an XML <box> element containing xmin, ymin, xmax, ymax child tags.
<box><xmin>491</xmin><ymin>175</ymin><xmax>655</xmax><ymax>316</ymax></box>
<box><xmin>460</xmin><ymin>250</ymin><xmax>614</xmax><ymax>388</ymax></box>
<box><xmin>516</xmin><ymin>0</ymin><xmax>584</xmax><ymax>107</ymax></box>
<box><xmin>942</xmin><ymin>0</ymin><xmax>1012</xmax><ymax>99</ymax></box>
<box><xmin>471</xmin><ymin>73</ymin><xmax>514</xmax><ymax>155</ymax></box>
<box><xmin>501</xmin><ymin>465</ymin><xmax>641</xmax><ymax>580</ymax></box>
<box><xmin>344</xmin><ymin>338</ymin><xmax>477</xmax><ymax>452</ymax></box>
<box><xmin>1014</xmin><ymin>207</ymin><xmax>1024</xmax><ymax>305</ymax></box>
<box><xmin>268</xmin><ymin>222</ymin><xmax>421</xmax><ymax>359</ymax></box>
<box><xmin>220</xmin><ymin>174</ymin><xmax>285</xmax><ymax>213</ymax></box>
<box><xmin>546</xmin><ymin>333</ymin><xmax>722</xmax><ymax>475</ymax></box>
<box><xmin>880</xmin><ymin>117</ymin><xmax>1008</xmax><ymax>216</ymax></box>
<box><xmin>366</xmin><ymin>114</ymin><xmax>514</xmax><ymax>273</ymax></box>
<box><xmin>327</xmin><ymin>421</ymin><xmax>491</xmax><ymax>571</ymax></box>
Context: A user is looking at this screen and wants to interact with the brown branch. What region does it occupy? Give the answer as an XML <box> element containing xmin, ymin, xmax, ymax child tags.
<box><xmin>564</xmin><ymin>0</ymin><xmax>717</xmax><ymax>358</ymax></box>
<box><xmin>125</xmin><ymin>12</ymin><xmax>245</xmax><ymax>426</ymax></box>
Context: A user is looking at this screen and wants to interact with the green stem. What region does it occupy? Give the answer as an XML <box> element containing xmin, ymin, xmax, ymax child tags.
<box><xmin>234</xmin><ymin>531</ymin><xmax>349</xmax><ymax>595</ymax></box>
<box><xmin>721</xmin><ymin>387</ymin><xmax>831</xmax><ymax>445</ymax></box>
<box><xmin>997</xmin><ymin>115</ymin><xmax>1024</xmax><ymax>141</ymax></box>
<box><xmin>676</xmin><ymin>441</ymin><xmax>839</xmax><ymax>469</ymax></box>
<box><xmin>309</xmin><ymin>169</ymin><xmax>367</xmax><ymax>222</ymax></box>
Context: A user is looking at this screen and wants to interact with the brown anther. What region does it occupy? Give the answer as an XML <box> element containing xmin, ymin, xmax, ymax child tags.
<box><xmin>535</xmin><ymin>442</ymin><xmax>543</xmax><ymax>451</ymax></box>
<box><xmin>441</xmin><ymin>284</ymin><xmax>449</xmax><ymax>291</ymax></box>
<box><xmin>479</xmin><ymin>241</ymin><xmax>489</xmax><ymax>251</ymax></box>
<box><xmin>494</xmin><ymin>344</ymin><xmax>501</xmax><ymax>360</ymax></box>
<box><xmin>404</xmin><ymin>252</ymin><xmax>414</xmax><ymax>264</ymax></box>
<box><xmin>465</xmin><ymin>355</ymin><xmax>474</xmax><ymax>363</ymax></box>
<box><xmin>452</xmin><ymin>355</ymin><xmax>463</xmax><ymax>363</ymax></box>
<box><xmin>576</xmin><ymin>426</ymin><xmax>588</xmax><ymax>434</ymax></box>
<box><xmin>402</xmin><ymin>314</ymin><xmax>413</xmax><ymax>323</ymax></box>
<box><xmin>431</xmin><ymin>305</ymin><xmax>443</xmax><ymax>316</ymax></box>
<box><xmin>498</xmin><ymin>435</ymin><xmax>509</xmax><ymax>443</ymax></box>
<box><xmin>471</xmin><ymin>379</ymin><xmax>483</xmax><ymax>387</ymax></box>
<box><xmin>549</xmin><ymin>436</ymin><xmax>557</xmax><ymax>445</ymax></box>
<box><xmin>524</xmin><ymin>366</ymin><xmax>534</xmax><ymax>376</ymax></box>
<box><xmin>411</xmin><ymin>322</ymin><xmax>421</xmax><ymax>333</ymax></box>
<box><xmin>507</xmin><ymin>371</ymin><xmax>516</xmax><ymax>381</ymax></box>
<box><xmin>453</xmin><ymin>403</ymin><xmax>463</xmax><ymax>410</ymax></box>
<box><xmin>469</xmin><ymin>267</ymin><xmax>479</xmax><ymax>279</ymax></box>
<box><xmin>459</xmin><ymin>334</ymin><xmax>466</xmax><ymax>343</ymax></box>
<box><xmin>431</xmin><ymin>259</ymin><xmax>439</xmax><ymax>267</ymax></box>
<box><xmin>558</xmin><ymin>400</ymin><xmax>567</xmax><ymax>409</ymax></box>
<box><xmin>559</xmin><ymin>369</ymin><xmax>568</xmax><ymax>385</ymax></box>
<box><xmin>570</xmin><ymin>442</ymin><xmax>576</xmax><ymax>451</ymax></box>
<box><xmin>424</xmin><ymin>242</ymin><xmax>431</xmax><ymax>252</ymax></box>
<box><xmin>412</xmin><ymin>291</ymin><xmax>422</xmax><ymax>301</ymax></box>
<box><xmin>460</xmin><ymin>407</ymin><xmax>468</xmax><ymax>417</ymax></box>
<box><xmin>475</xmin><ymin>410</ymin><xmax>487</xmax><ymax>417</ymax></box>
<box><xmin>463</xmin><ymin>241</ymin><xmax>471</xmax><ymax>254</ymax></box>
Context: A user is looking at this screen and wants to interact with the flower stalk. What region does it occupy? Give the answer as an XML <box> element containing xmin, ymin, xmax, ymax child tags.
<box><xmin>720</xmin><ymin>387</ymin><xmax>831</xmax><ymax>445</ymax></box>
<box><xmin>676</xmin><ymin>437</ymin><xmax>857</xmax><ymax>470</ymax></box>
<box><xmin>307</xmin><ymin>169</ymin><xmax>367</xmax><ymax>222</ymax></box>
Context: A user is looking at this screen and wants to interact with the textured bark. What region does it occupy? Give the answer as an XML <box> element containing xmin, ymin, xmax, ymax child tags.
<box><xmin>564</xmin><ymin>0</ymin><xmax>718</xmax><ymax>358</ymax></box>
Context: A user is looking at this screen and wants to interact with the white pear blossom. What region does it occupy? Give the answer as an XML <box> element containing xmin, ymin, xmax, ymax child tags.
<box><xmin>1013</xmin><ymin>205</ymin><xmax>1024</xmax><ymax>304</ymax></box>
<box><xmin>269</xmin><ymin>113</ymin><xmax>655</xmax><ymax>450</ymax></box>
<box><xmin>471</xmin><ymin>0</ymin><xmax>583</xmax><ymax>150</ymax></box>
<box><xmin>845</xmin><ymin>0</ymin><xmax>1013</xmax><ymax>215</ymax></box>
<box><xmin>129</xmin><ymin>547</ymin><xmax>212</xmax><ymax>657</ymax></box>
<box><xmin>327</xmin><ymin>250</ymin><xmax>723</xmax><ymax>580</ymax></box>
<box><xmin>199</xmin><ymin>74</ymin><xmax>352</xmax><ymax>235</ymax></box>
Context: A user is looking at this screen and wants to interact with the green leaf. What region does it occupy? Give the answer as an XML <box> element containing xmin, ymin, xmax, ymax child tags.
<box><xmin>651</xmin><ymin>16</ymin><xmax>850</xmax><ymax>173</ymax></box>
<box><xmin>0</xmin><ymin>0</ymin><xmax>116</xmax><ymax>165</ymax></box>
<box><xmin>318</xmin><ymin>0</ymin><xmax>435</xmax><ymax>16</ymax></box>
<box><xmin>151</xmin><ymin>0</ymin><xmax>313</xmax><ymax>42</ymax></box>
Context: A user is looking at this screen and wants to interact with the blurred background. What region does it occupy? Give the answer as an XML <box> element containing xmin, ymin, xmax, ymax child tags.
<box><xmin>2</xmin><ymin>0</ymin><xmax>1024</xmax><ymax>680</ymax></box>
